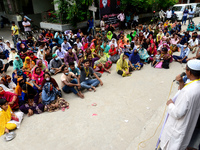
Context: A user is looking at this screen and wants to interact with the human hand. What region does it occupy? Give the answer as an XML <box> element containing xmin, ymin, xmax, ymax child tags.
<box><xmin>9</xmin><ymin>101</ymin><xmax>15</xmax><ymax>105</ymax></box>
<box><xmin>175</xmin><ymin>74</ymin><xmax>184</xmax><ymax>82</ymax></box>
<box><xmin>166</xmin><ymin>99</ymin><xmax>174</xmax><ymax>106</ymax></box>
<box><xmin>100</xmin><ymin>81</ymin><xmax>103</xmax><ymax>86</ymax></box>
<box><xmin>28</xmin><ymin>109</ymin><xmax>33</xmax><ymax>117</ymax></box>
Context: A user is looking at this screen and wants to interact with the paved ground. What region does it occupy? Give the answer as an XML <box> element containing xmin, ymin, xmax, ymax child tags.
<box><xmin>0</xmin><ymin>17</ymin><xmax>199</xmax><ymax>150</ymax></box>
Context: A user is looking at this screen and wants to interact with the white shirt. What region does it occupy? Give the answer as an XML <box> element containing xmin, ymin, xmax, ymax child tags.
<box><xmin>166</xmin><ymin>10</ymin><xmax>172</xmax><ymax>19</ymax></box>
<box><xmin>188</xmin><ymin>10</ymin><xmax>194</xmax><ymax>18</ymax></box>
<box><xmin>16</xmin><ymin>15</ymin><xmax>22</xmax><ymax>22</ymax></box>
<box><xmin>160</xmin><ymin>81</ymin><xmax>200</xmax><ymax>150</ymax></box>
<box><xmin>100</xmin><ymin>20</ymin><xmax>105</xmax><ymax>31</ymax></box>
<box><xmin>188</xmin><ymin>38</ymin><xmax>198</xmax><ymax>47</ymax></box>
<box><xmin>61</xmin><ymin>42</ymin><xmax>71</xmax><ymax>51</ymax></box>
<box><xmin>0</xmin><ymin>43</ymin><xmax>6</xmax><ymax>52</ymax></box>
<box><xmin>74</xmin><ymin>41</ymin><xmax>82</xmax><ymax>49</ymax></box>
<box><xmin>133</xmin><ymin>15</ymin><xmax>139</xmax><ymax>22</ymax></box>
<box><xmin>22</xmin><ymin>21</ymin><xmax>31</xmax><ymax>32</ymax></box>
<box><xmin>159</xmin><ymin>10</ymin><xmax>165</xmax><ymax>18</ymax></box>
<box><xmin>55</xmin><ymin>49</ymin><xmax>67</xmax><ymax>59</ymax></box>
<box><xmin>143</xmin><ymin>32</ymin><xmax>149</xmax><ymax>39</ymax></box>
<box><xmin>9</xmin><ymin>52</ymin><xmax>17</xmax><ymax>62</ymax></box>
<box><xmin>37</xmin><ymin>51</ymin><xmax>44</xmax><ymax>60</ymax></box>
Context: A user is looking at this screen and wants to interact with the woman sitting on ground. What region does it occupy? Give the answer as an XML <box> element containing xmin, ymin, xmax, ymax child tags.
<box><xmin>116</xmin><ymin>53</ymin><xmax>133</xmax><ymax>77</ymax></box>
<box><xmin>42</xmin><ymin>80</ymin><xmax>69</xmax><ymax>112</ymax></box>
<box><xmin>129</xmin><ymin>49</ymin><xmax>143</xmax><ymax>70</ymax></box>
<box><xmin>94</xmin><ymin>50</ymin><xmax>112</xmax><ymax>73</ymax></box>
<box><xmin>33</xmin><ymin>59</ymin><xmax>48</xmax><ymax>73</ymax></box>
<box><xmin>147</xmin><ymin>43</ymin><xmax>157</xmax><ymax>60</ymax></box>
<box><xmin>0</xmin><ymin>86</ymin><xmax>19</xmax><ymax>110</ymax></box>
<box><xmin>0</xmin><ymin>98</ymin><xmax>23</xmax><ymax>137</ymax></box>
<box><xmin>19</xmin><ymin>92</ymin><xmax>44</xmax><ymax>117</ymax></box>
<box><xmin>12</xmin><ymin>69</ymin><xmax>26</xmax><ymax>85</ymax></box>
<box><xmin>15</xmin><ymin>77</ymin><xmax>34</xmax><ymax>105</ymax></box>
<box><xmin>13</xmin><ymin>55</ymin><xmax>23</xmax><ymax>74</ymax></box>
<box><xmin>160</xmin><ymin>47</ymin><xmax>171</xmax><ymax>69</ymax></box>
<box><xmin>1</xmin><ymin>75</ymin><xmax>16</xmax><ymax>91</ymax></box>
<box><xmin>137</xmin><ymin>45</ymin><xmax>150</xmax><ymax>63</ymax></box>
<box><xmin>22</xmin><ymin>56</ymin><xmax>35</xmax><ymax>81</ymax></box>
<box><xmin>109</xmin><ymin>44</ymin><xmax>120</xmax><ymax>63</ymax></box>
<box><xmin>19</xmin><ymin>43</ymin><xmax>29</xmax><ymax>61</ymax></box>
<box><xmin>32</xmin><ymin>67</ymin><xmax>44</xmax><ymax>93</ymax></box>
<box><xmin>41</xmin><ymin>72</ymin><xmax>61</xmax><ymax>91</ymax></box>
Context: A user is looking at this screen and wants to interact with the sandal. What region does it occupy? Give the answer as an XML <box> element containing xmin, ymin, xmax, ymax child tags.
<box><xmin>4</xmin><ymin>132</ymin><xmax>16</xmax><ymax>142</ymax></box>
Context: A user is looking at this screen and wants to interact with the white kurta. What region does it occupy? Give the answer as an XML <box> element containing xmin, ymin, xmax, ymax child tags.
<box><xmin>160</xmin><ymin>80</ymin><xmax>200</xmax><ymax>150</ymax></box>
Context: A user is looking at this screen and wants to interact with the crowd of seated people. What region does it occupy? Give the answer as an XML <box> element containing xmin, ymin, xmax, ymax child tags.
<box><xmin>0</xmin><ymin>18</ymin><xmax>200</xmax><ymax>141</ymax></box>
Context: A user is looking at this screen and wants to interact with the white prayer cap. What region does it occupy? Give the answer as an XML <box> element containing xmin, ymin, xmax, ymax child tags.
<box><xmin>5</xmin><ymin>40</ymin><xmax>10</xmax><ymax>43</ymax></box>
<box><xmin>187</xmin><ymin>59</ymin><xmax>200</xmax><ymax>71</ymax></box>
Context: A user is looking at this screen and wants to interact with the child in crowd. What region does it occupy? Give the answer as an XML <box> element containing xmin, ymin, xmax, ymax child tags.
<box><xmin>152</xmin><ymin>50</ymin><xmax>161</xmax><ymax>67</ymax></box>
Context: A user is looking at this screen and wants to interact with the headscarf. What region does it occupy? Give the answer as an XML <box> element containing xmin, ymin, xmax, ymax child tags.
<box><xmin>13</xmin><ymin>55</ymin><xmax>23</xmax><ymax>70</ymax></box>
<box><xmin>32</xmin><ymin>67</ymin><xmax>44</xmax><ymax>85</ymax></box>
<box><xmin>96</xmin><ymin>53</ymin><xmax>108</xmax><ymax>65</ymax></box>
<box><xmin>101</xmin><ymin>42</ymin><xmax>110</xmax><ymax>54</ymax></box>
<box><xmin>149</xmin><ymin>43</ymin><xmax>157</xmax><ymax>55</ymax></box>
<box><xmin>129</xmin><ymin>52</ymin><xmax>140</xmax><ymax>64</ymax></box>
<box><xmin>109</xmin><ymin>38</ymin><xmax>118</xmax><ymax>48</ymax></box>
<box><xmin>0</xmin><ymin>105</ymin><xmax>12</xmax><ymax>136</ymax></box>
<box><xmin>107</xmin><ymin>31</ymin><xmax>113</xmax><ymax>40</ymax></box>
<box><xmin>23</xmin><ymin>56</ymin><xmax>35</xmax><ymax>71</ymax></box>
<box><xmin>42</xmin><ymin>82</ymin><xmax>57</xmax><ymax>105</ymax></box>
<box><xmin>116</xmin><ymin>53</ymin><xmax>129</xmax><ymax>71</ymax></box>
<box><xmin>15</xmin><ymin>77</ymin><xmax>32</xmax><ymax>96</ymax></box>
<box><xmin>33</xmin><ymin>59</ymin><xmax>48</xmax><ymax>72</ymax></box>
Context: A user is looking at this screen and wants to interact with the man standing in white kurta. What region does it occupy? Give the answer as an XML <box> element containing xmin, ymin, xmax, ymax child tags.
<box><xmin>160</xmin><ymin>59</ymin><xmax>200</xmax><ymax>150</ymax></box>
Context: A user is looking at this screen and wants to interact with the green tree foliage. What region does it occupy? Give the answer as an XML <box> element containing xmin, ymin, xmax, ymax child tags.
<box><xmin>54</xmin><ymin>0</ymin><xmax>93</xmax><ymax>26</ymax></box>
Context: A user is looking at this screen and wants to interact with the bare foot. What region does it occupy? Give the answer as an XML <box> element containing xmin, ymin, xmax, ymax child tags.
<box><xmin>5</xmin><ymin>128</ymin><xmax>9</xmax><ymax>134</ymax></box>
<box><xmin>79</xmin><ymin>92</ymin><xmax>84</xmax><ymax>98</ymax></box>
<box><xmin>77</xmin><ymin>93</ymin><xmax>84</xmax><ymax>99</ymax></box>
<box><xmin>55</xmin><ymin>102</ymin><xmax>59</xmax><ymax>108</ymax></box>
<box><xmin>91</xmin><ymin>86</ymin><xmax>96</xmax><ymax>92</ymax></box>
<box><xmin>88</xmin><ymin>88</ymin><xmax>92</xmax><ymax>91</ymax></box>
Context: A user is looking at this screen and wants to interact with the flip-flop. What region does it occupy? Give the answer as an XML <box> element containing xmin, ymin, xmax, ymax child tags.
<box><xmin>61</xmin><ymin>108</ymin><xmax>65</xmax><ymax>112</ymax></box>
<box><xmin>4</xmin><ymin>132</ymin><xmax>16</xmax><ymax>142</ymax></box>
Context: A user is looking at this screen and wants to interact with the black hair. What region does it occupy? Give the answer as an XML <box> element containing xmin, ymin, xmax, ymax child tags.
<box><xmin>61</xmin><ymin>65</ymin><xmax>67</xmax><ymax>72</ymax></box>
<box><xmin>11</xmin><ymin>48</ymin><xmax>16</xmax><ymax>51</ymax></box>
<box><xmin>131</xmin><ymin>42</ymin><xmax>135</xmax><ymax>49</ymax></box>
<box><xmin>162</xmin><ymin>47</ymin><xmax>168</xmax><ymax>52</ymax></box>
<box><xmin>187</xmin><ymin>65</ymin><xmax>200</xmax><ymax>77</ymax></box>
<box><xmin>44</xmin><ymin>72</ymin><xmax>51</xmax><ymax>77</ymax></box>
<box><xmin>69</xmin><ymin>61</ymin><xmax>75</xmax><ymax>66</ymax></box>
<box><xmin>11</xmin><ymin>21</ymin><xmax>15</xmax><ymax>24</ymax></box>
<box><xmin>0</xmin><ymin>98</ymin><xmax>7</xmax><ymax>106</ymax></box>
<box><xmin>22</xmin><ymin>84</ymin><xmax>26</xmax><ymax>91</ymax></box>
<box><xmin>57</xmin><ymin>44</ymin><xmax>61</xmax><ymax>47</ymax></box>
<box><xmin>82</xmin><ymin>59</ymin><xmax>89</xmax><ymax>64</ymax></box>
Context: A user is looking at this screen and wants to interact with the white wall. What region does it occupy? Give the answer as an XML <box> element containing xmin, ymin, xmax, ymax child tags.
<box><xmin>32</xmin><ymin>0</ymin><xmax>54</xmax><ymax>14</ymax></box>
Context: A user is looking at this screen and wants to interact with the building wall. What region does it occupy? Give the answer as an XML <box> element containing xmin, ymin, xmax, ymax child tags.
<box><xmin>32</xmin><ymin>0</ymin><xmax>54</xmax><ymax>14</ymax></box>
